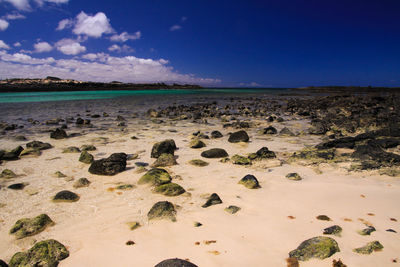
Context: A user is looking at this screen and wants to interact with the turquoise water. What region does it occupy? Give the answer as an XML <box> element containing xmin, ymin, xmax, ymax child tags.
<box><xmin>0</xmin><ymin>88</ymin><xmax>288</xmax><ymax>103</ymax></box>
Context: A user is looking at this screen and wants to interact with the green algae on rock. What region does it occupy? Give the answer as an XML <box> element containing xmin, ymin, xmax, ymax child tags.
<box><xmin>9</xmin><ymin>239</ymin><xmax>69</xmax><ymax>267</ymax></box>
<box><xmin>202</xmin><ymin>193</ymin><xmax>223</xmax><ymax>208</ymax></box>
<box><xmin>127</xmin><ymin>221</ymin><xmax>141</xmax><ymax>231</ymax></box>
<box><xmin>80</xmin><ymin>145</ymin><xmax>96</xmax><ymax>151</ymax></box>
<box><xmin>151</xmin><ymin>139</ymin><xmax>177</xmax><ymax>158</ymax></box>
<box><xmin>138</xmin><ymin>168</ymin><xmax>172</xmax><ymax>186</ymax></box>
<box><xmin>52</xmin><ymin>190</ymin><xmax>79</xmax><ymax>202</ymax></box>
<box><xmin>10</xmin><ymin>214</ymin><xmax>54</xmax><ymax>239</ymax></box>
<box><xmin>147</xmin><ymin>201</ymin><xmax>176</xmax><ymax>222</ymax></box>
<box><xmin>151</xmin><ymin>153</ymin><xmax>177</xmax><ymax>167</ymax></box>
<box><xmin>53</xmin><ymin>171</ymin><xmax>66</xmax><ymax>178</ymax></box>
<box><xmin>238</xmin><ymin>174</ymin><xmax>260</xmax><ymax>189</ymax></box>
<box><xmin>79</xmin><ymin>151</ymin><xmax>94</xmax><ymax>164</ymax></box>
<box><xmin>224</xmin><ymin>205</ymin><xmax>241</xmax><ymax>214</ymax></box>
<box><xmin>0</xmin><ymin>169</ymin><xmax>17</xmax><ymax>179</ymax></box>
<box><xmin>116</xmin><ymin>184</ymin><xmax>134</xmax><ymax>190</ymax></box>
<box><xmin>20</xmin><ymin>148</ymin><xmax>41</xmax><ymax>157</ymax></box>
<box><xmin>316</xmin><ymin>215</ymin><xmax>331</xmax><ymax>221</ymax></box>
<box><xmin>73</xmin><ymin>178</ymin><xmax>91</xmax><ymax>189</ymax></box>
<box><xmin>188</xmin><ymin>159</ymin><xmax>209</xmax><ymax>167</ymax></box>
<box><xmin>286</xmin><ymin>173</ymin><xmax>302</xmax><ymax>181</ymax></box>
<box><xmin>353</xmin><ymin>241</ymin><xmax>383</xmax><ymax>254</ymax></box>
<box><xmin>289</xmin><ymin>236</ymin><xmax>340</xmax><ymax>261</ymax></box>
<box><xmin>189</xmin><ymin>138</ymin><xmax>206</xmax><ymax>149</ymax></box>
<box><xmin>153</xmin><ymin>183</ymin><xmax>185</xmax><ymax>196</ymax></box>
<box><xmin>357</xmin><ymin>225</ymin><xmax>376</xmax><ymax>236</ymax></box>
<box><xmin>231</xmin><ymin>154</ymin><xmax>251</xmax><ymax>165</ymax></box>
<box><xmin>62</xmin><ymin>146</ymin><xmax>80</xmax><ymax>153</ymax></box>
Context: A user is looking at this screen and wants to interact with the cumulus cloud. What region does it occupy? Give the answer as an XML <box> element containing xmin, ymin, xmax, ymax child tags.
<box><xmin>3</xmin><ymin>12</ymin><xmax>26</xmax><ymax>20</ymax></box>
<box><xmin>110</xmin><ymin>31</ymin><xmax>141</xmax><ymax>42</ymax></box>
<box><xmin>72</xmin><ymin>11</ymin><xmax>113</xmax><ymax>38</ymax></box>
<box><xmin>0</xmin><ymin>19</ymin><xmax>9</xmax><ymax>31</ymax></box>
<box><xmin>2</xmin><ymin>0</ymin><xmax>31</xmax><ymax>10</ymax></box>
<box><xmin>0</xmin><ymin>50</ymin><xmax>220</xmax><ymax>85</ymax></box>
<box><xmin>56</xmin><ymin>18</ymin><xmax>73</xmax><ymax>31</ymax></box>
<box><xmin>169</xmin><ymin>25</ymin><xmax>181</xmax><ymax>31</ymax></box>
<box><xmin>14</xmin><ymin>42</ymin><xmax>21</xmax><ymax>47</ymax></box>
<box><xmin>34</xmin><ymin>41</ymin><xmax>52</xmax><ymax>53</ymax></box>
<box><xmin>0</xmin><ymin>40</ymin><xmax>11</xmax><ymax>49</ymax></box>
<box><xmin>108</xmin><ymin>44</ymin><xmax>133</xmax><ymax>53</ymax></box>
<box><xmin>55</xmin><ymin>38</ymin><xmax>86</xmax><ymax>55</ymax></box>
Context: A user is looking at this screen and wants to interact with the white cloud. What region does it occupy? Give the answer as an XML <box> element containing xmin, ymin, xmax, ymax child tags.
<box><xmin>0</xmin><ymin>19</ymin><xmax>9</xmax><ymax>31</ymax></box>
<box><xmin>34</xmin><ymin>0</ymin><xmax>68</xmax><ymax>6</ymax></box>
<box><xmin>169</xmin><ymin>25</ymin><xmax>181</xmax><ymax>31</ymax></box>
<box><xmin>34</xmin><ymin>41</ymin><xmax>52</xmax><ymax>53</ymax></box>
<box><xmin>2</xmin><ymin>0</ymin><xmax>30</xmax><ymax>10</ymax></box>
<box><xmin>108</xmin><ymin>44</ymin><xmax>120</xmax><ymax>52</ymax></box>
<box><xmin>3</xmin><ymin>12</ymin><xmax>26</xmax><ymax>20</ymax></box>
<box><xmin>0</xmin><ymin>50</ymin><xmax>220</xmax><ymax>85</ymax></box>
<box><xmin>72</xmin><ymin>11</ymin><xmax>113</xmax><ymax>38</ymax></box>
<box><xmin>56</xmin><ymin>18</ymin><xmax>73</xmax><ymax>31</ymax></box>
<box><xmin>110</xmin><ymin>31</ymin><xmax>141</xmax><ymax>42</ymax></box>
<box><xmin>0</xmin><ymin>40</ymin><xmax>11</xmax><ymax>49</ymax></box>
<box><xmin>108</xmin><ymin>44</ymin><xmax>134</xmax><ymax>53</ymax></box>
<box><xmin>55</xmin><ymin>38</ymin><xmax>86</xmax><ymax>55</ymax></box>
<box><xmin>14</xmin><ymin>42</ymin><xmax>21</xmax><ymax>47</ymax></box>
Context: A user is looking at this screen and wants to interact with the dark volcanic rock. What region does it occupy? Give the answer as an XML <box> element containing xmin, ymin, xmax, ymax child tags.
<box><xmin>358</xmin><ymin>225</ymin><xmax>376</xmax><ymax>236</ymax></box>
<box><xmin>151</xmin><ymin>139</ymin><xmax>177</xmax><ymax>158</ymax></box>
<box><xmin>239</xmin><ymin>174</ymin><xmax>260</xmax><ymax>189</ymax></box>
<box><xmin>52</xmin><ymin>190</ymin><xmax>79</xmax><ymax>202</ymax></box>
<box><xmin>50</xmin><ymin>128</ymin><xmax>67</xmax><ymax>139</ymax></box>
<box><xmin>255</xmin><ymin>147</ymin><xmax>276</xmax><ymax>159</ymax></box>
<box><xmin>8</xmin><ymin>183</ymin><xmax>26</xmax><ymax>190</ymax></box>
<box><xmin>289</xmin><ymin>236</ymin><xmax>340</xmax><ymax>261</ymax></box>
<box><xmin>26</xmin><ymin>141</ymin><xmax>52</xmax><ymax>150</ymax></box>
<box><xmin>73</xmin><ymin>178</ymin><xmax>91</xmax><ymax>188</ymax></box>
<box><xmin>138</xmin><ymin>168</ymin><xmax>172</xmax><ymax>185</ymax></box>
<box><xmin>147</xmin><ymin>201</ymin><xmax>176</xmax><ymax>221</ymax></box>
<box><xmin>228</xmin><ymin>130</ymin><xmax>249</xmax><ymax>143</ymax></box>
<box><xmin>201</xmin><ymin>148</ymin><xmax>228</xmax><ymax>158</ymax></box>
<box><xmin>323</xmin><ymin>225</ymin><xmax>342</xmax><ymax>236</ymax></box>
<box><xmin>202</xmin><ymin>193</ymin><xmax>222</xmax><ymax>208</ymax></box>
<box><xmin>155</xmin><ymin>258</ymin><xmax>198</xmax><ymax>267</ymax></box>
<box><xmin>263</xmin><ymin>126</ymin><xmax>278</xmax><ymax>134</ymax></box>
<box><xmin>351</xmin><ymin>140</ymin><xmax>400</xmax><ymax>169</ymax></box>
<box><xmin>88</xmin><ymin>153</ymin><xmax>127</xmax><ymax>175</ymax></box>
<box><xmin>10</xmin><ymin>214</ymin><xmax>54</xmax><ymax>239</ymax></box>
<box><xmin>9</xmin><ymin>239</ymin><xmax>69</xmax><ymax>267</ymax></box>
<box><xmin>2</xmin><ymin>146</ymin><xmax>23</xmax><ymax>161</ymax></box>
<box><xmin>0</xmin><ymin>260</ymin><xmax>7</xmax><ymax>267</ymax></box>
<box><xmin>211</xmin><ymin>130</ymin><xmax>223</xmax><ymax>138</ymax></box>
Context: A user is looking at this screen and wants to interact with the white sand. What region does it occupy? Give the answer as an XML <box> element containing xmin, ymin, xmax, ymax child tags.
<box><xmin>0</xmin><ymin>118</ymin><xmax>399</xmax><ymax>267</ymax></box>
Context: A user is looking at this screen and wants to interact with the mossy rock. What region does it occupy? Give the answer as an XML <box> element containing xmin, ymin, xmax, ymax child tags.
<box><xmin>0</xmin><ymin>259</ymin><xmax>7</xmax><ymax>267</ymax></box>
<box><xmin>379</xmin><ymin>168</ymin><xmax>400</xmax><ymax>177</ymax></box>
<box><xmin>323</xmin><ymin>225</ymin><xmax>342</xmax><ymax>237</ymax></box>
<box><xmin>289</xmin><ymin>147</ymin><xmax>339</xmax><ymax>164</ymax></box>
<box><xmin>80</xmin><ymin>145</ymin><xmax>96</xmax><ymax>151</ymax></box>
<box><xmin>225</xmin><ymin>205</ymin><xmax>241</xmax><ymax>214</ymax></box>
<box><xmin>151</xmin><ymin>153</ymin><xmax>177</xmax><ymax>167</ymax></box>
<box><xmin>10</xmin><ymin>214</ymin><xmax>54</xmax><ymax>239</ymax></box>
<box><xmin>279</xmin><ymin>127</ymin><xmax>295</xmax><ymax>136</ymax></box>
<box><xmin>201</xmin><ymin>148</ymin><xmax>229</xmax><ymax>158</ymax></box>
<box><xmin>147</xmin><ymin>201</ymin><xmax>176</xmax><ymax>222</ymax></box>
<box><xmin>26</xmin><ymin>141</ymin><xmax>52</xmax><ymax>151</ymax></box>
<box><xmin>138</xmin><ymin>168</ymin><xmax>171</xmax><ymax>186</ymax></box>
<box><xmin>254</xmin><ymin>147</ymin><xmax>276</xmax><ymax>160</ymax></box>
<box><xmin>151</xmin><ymin>139</ymin><xmax>177</xmax><ymax>158</ymax></box>
<box><xmin>188</xmin><ymin>159</ymin><xmax>209</xmax><ymax>167</ymax></box>
<box><xmin>357</xmin><ymin>226</ymin><xmax>376</xmax><ymax>236</ymax></box>
<box><xmin>202</xmin><ymin>193</ymin><xmax>222</xmax><ymax>208</ymax></box>
<box><xmin>116</xmin><ymin>184</ymin><xmax>134</xmax><ymax>190</ymax></box>
<box><xmin>62</xmin><ymin>146</ymin><xmax>80</xmax><ymax>153</ymax></box>
<box><xmin>73</xmin><ymin>178</ymin><xmax>91</xmax><ymax>188</ymax></box>
<box><xmin>52</xmin><ymin>190</ymin><xmax>79</xmax><ymax>202</ymax></box>
<box><xmin>127</xmin><ymin>221</ymin><xmax>141</xmax><ymax>231</ymax></box>
<box><xmin>189</xmin><ymin>139</ymin><xmax>206</xmax><ymax>149</ymax></box>
<box><xmin>231</xmin><ymin>154</ymin><xmax>252</xmax><ymax>165</ymax></box>
<box><xmin>53</xmin><ymin>171</ymin><xmax>66</xmax><ymax>178</ymax></box>
<box><xmin>332</xmin><ymin>259</ymin><xmax>347</xmax><ymax>267</ymax></box>
<box><xmin>316</xmin><ymin>215</ymin><xmax>331</xmax><ymax>221</ymax></box>
<box><xmin>20</xmin><ymin>148</ymin><xmax>41</xmax><ymax>157</ymax></box>
<box><xmin>289</xmin><ymin>236</ymin><xmax>340</xmax><ymax>261</ymax></box>
<box><xmin>79</xmin><ymin>151</ymin><xmax>94</xmax><ymax>164</ymax></box>
<box><xmin>353</xmin><ymin>241</ymin><xmax>383</xmax><ymax>254</ymax></box>
<box><xmin>0</xmin><ymin>169</ymin><xmax>17</xmax><ymax>179</ymax></box>
<box><xmin>9</xmin><ymin>239</ymin><xmax>69</xmax><ymax>267</ymax></box>
<box><xmin>286</xmin><ymin>173</ymin><xmax>302</xmax><ymax>181</ymax></box>
<box><xmin>155</xmin><ymin>258</ymin><xmax>198</xmax><ymax>267</ymax></box>
<box><xmin>153</xmin><ymin>183</ymin><xmax>185</xmax><ymax>196</ymax></box>
<box><xmin>239</xmin><ymin>174</ymin><xmax>260</xmax><ymax>189</ymax></box>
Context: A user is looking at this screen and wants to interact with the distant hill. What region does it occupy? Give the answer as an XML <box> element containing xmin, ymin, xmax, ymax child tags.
<box><xmin>0</xmin><ymin>77</ymin><xmax>203</xmax><ymax>92</ymax></box>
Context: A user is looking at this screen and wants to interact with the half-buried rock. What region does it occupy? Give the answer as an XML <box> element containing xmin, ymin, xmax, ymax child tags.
<box><xmin>228</xmin><ymin>130</ymin><xmax>249</xmax><ymax>143</ymax></box>
<box><xmin>151</xmin><ymin>153</ymin><xmax>177</xmax><ymax>167</ymax></box>
<box><xmin>52</xmin><ymin>190</ymin><xmax>79</xmax><ymax>202</ymax></box>
<box><xmin>189</xmin><ymin>139</ymin><xmax>206</xmax><ymax>149</ymax></box>
<box><xmin>231</xmin><ymin>154</ymin><xmax>251</xmax><ymax>165</ymax></box>
<box><xmin>73</xmin><ymin>178</ymin><xmax>91</xmax><ymax>189</ymax></box>
<box><xmin>138</xmin><ymin>168</ymin><xmax>172</xmax><ymax>186</ymax></box>
<box><xmin>153</xmin><ymin>183</ymin><xmax>185</xmax><ymax>196</ymax></box>
<box><xmin>9</xmin><ymin>239</ymin><xmax>69</xmax><ymax>267</ymax></box>
<box><xmin>353</xmin><ymin>241</ymin><xmax>383</xmax><ymax>254</ymax></box>
<box><xmin>239</xmin><ymin>174</ymin><xmax>261</xmax><ymax>189</ymax></box>
<box><xmin>0</xmin><ymin>259</ymin><xmax>7</xmax><ymax>267</ymax></box>
<box><xmin>155</xmin><ymin>258</ymin><xmax>198</xmax><ymax>267</ymax></box>
<box><xmin>10</xmin><ymin>214</ymin><xmax>54</xmax><ymax>239</ymax></box>
<box><xmin>148</xmin><ymin>201</ymin><xmax>176</xmax><ymax>222</ymax></box>
<box><xmin>26</xmin><ymin>141</ymin><xmax>52</xmax><ymax>150</ymax></box>
<box><xmin>79</xmin><ymin>151</ymin><xmax>94</xmax><ymax>164</ymax></box>
<box><xmin>286</xmin><ymin>173</ymin><xmax>302</xmax><ymax>181</ymax></box>
<box><xmin>202</xmin><ymin>193</ymin><xmax>222</xmax><ymax>208</ymax></box>
<box><xmin>201</xmin><ymin>148</ymin><xmax>228</xmax><ymax>158</ymax></box>
<box><xmin>151</xmin><ymin>139</ymin><xmax>177</xmax><ymax>158</ymax></box>
<box><xmin>188</xmin><ymin>159</ymin><xmax>209</xmax><ymax>167</ymax></box>
<box><xmin>50</xmin><ymin>128</ymin><xmax>68</xmax><ymax>139</ymax></box>
<box><xmin>88</xmin><ymin>153</ymin><xmax>127</xmax><ymax>175</ymax></box>
<box><xmin>289</xmin><ymin>236</ymin><xmax>340</xmax><ymax>261</ymax></box>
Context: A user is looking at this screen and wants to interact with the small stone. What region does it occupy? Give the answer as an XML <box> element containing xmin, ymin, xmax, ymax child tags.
<box><xmin>151</xmin><ymin>139</ymin><xmax>177</xmax><ymax>158</ymax></box>
<box><xmin>8</xmin><ymin>183</ymin><xmax>26</xmax><ymax>190</ymax></box>
<box><xmin>231</xmin><ymin>154</ymin><xmax>251</xmax><ymax>165</ymax></box>
<box><xmin>239</xmin><ymin>174</ymin><xmax>260</xmax><ymax>189</ymax></box>
<box><xmin>353</xmin><ymin>241</ymin><xmax>383</xmax><ymax>254</ymax></box>
<box><xmin>280</xmin><ymin>127</ymin><xmax>295</xmax><ymax>136</ymax></box>
<box><xmin>9</xmin><ymin>239</ymin><xmax>69</xmax><ymax>266</ymax></box>
<box><xmin>188</xmin><ymin>159</ymin><xmax>209</xmax><ymax>167</ymax></box>
<box><xmin>224</xmin><ymin>205</ymin><xmax>241</xmax><ymax>214</ymax></box>
<box><xmin>53</xmin><ymin>171</ymin><xmax>66</xmax><ymax>178</ymax></box>
<box><xmin>0</xmin><ymin>169</ymin><xmax>17</xmax><ymax>179</ymax></box>
<box><xmin>211</xmin><ymin>131</ymin><xmax>223</xmax><ymax>138</ymax></box>
<box><xmin>201</xmin><ymin>148</ymin><xmax>229</xmax><ymax>158</ymax></box>
<box><xmin>127</xmin><ymin>153</ymin><xmax>139</xmax><ymax>160</ymax></box>
<box><xmin>286</xmin><ymin>173</ymin><xmax>302</xmax><ymax>181</ymax></box>
<box><xmin>79</xmin><ymin>151</ymin><xmax>94</xmax><ymax>164</ymax></box>
<box><xmin>52</xmin><ymin>190</ymin><xmax>79</xmax><ymax>202</ymax></box>
<box><xmin>147</xmin><ymin>201</ymin><xmax>176</xmax><ymax>222</ymax></box>
<box><xmin>386</xmin><ymin>229</ymin><xmax>397</xmax><ymax>233</ymax></box>
<box><xmin>189</xmin><ymin>139</ymin><xmax>206</xmax><ymax>149</ymax></box>
<box><xmin>316</xmin><ymin>215</ymin><xmax>331</xmax><ymax>221</ymax></box>
<box><xmin>286</xmin><ymin>257</ymin><xmax>299</xmax><ymax>267</ymax></box>
<box><xmin>26</xmin><ymin>141</ymin><xmax>52</xmax><ymax>150</ymax></box>
<box><xmin>126</xmin><ymin>240</ymin><xmax>135</xmax><ymax>246</ymax></box>
<box><xmin>127</xmin><ymin>222</ymin><xmax>141</xmax><ymax>231</ymax></box>
<box><xmin>10</xmin><ymin>214</ymin><xmax>54</xmax><ymax>239</ymax></box>
<box><xmin>73</xmin><ymin>178</ymin><xmax>91</xmax><ymax>188</ymax></box>
<box><xmin>263</xmin><ymin>126</ymin><xmax>278</xmax><ymax>134</ymax></box>
<box><xmin>151</xmin><ymin>153</ymin><xmax>177</xmax><ymax>167</ymax></box>
<box><xmin>228</xmin><ymin>130</ymin><xmax>249</xmax><ymax>143</ymax></box>
<box><xmin>50</xmin><ymin>128</ymin><xmax>68</xmax><ymax>139</ymax></box>
<box><xmin>357</xmin><ymin>225</ymin><xmax>376</xmax><ymax>236</ymax></box>
<box><xmin>332</xmin><ymin>259</ymin><xmax>347</xmax><ymax>267</ymax></box>
<box><xmin>80</xmin><ymin>145</ymin><xmax>96</xmax><ymax>151</ymax></box>
<box><xmin>153</xmin><ymin>183</ymin><xmax>185</xmax><ymax>196</ymax></box>
<box><xmin>289</xmin><ymin>236</ymin><xmax>340</xmax><ymax>261</ymax></box>
<box><xmin>0</xmin><ymin>259</ymin><xmax>7</xmax><ymax>267</ymax></box>
<box><xmin>138</xmin><ymin>168</ymin><xmax>172</xmax><ymax>186</ymax></box>
<box><xmin>62</xmin><ymin>146</ymin><xmax>80</xmax><ymax>153</ymax></box>
<box><xmin>323</xmin><ymin>225</ymin><xmax>342</xmax><ymax>236</ymax></box>
<box><xmin>202</xmin><ymin>193</ymin><xmax>222</xmax><ymax>208</ymax></box>
<box><xmin>194</xmin><ymin>222</ymin><xmax>202</xmax><ymax>227</ymax></box>
<box><xmin>155</xmin><ymin>258</ymin><xmax>198</xmax><ymax>267</ymax></box>
<box><xmin>116</xmin><ymin>184</ymin><xmax>134</xmax><ymax>190</ymax></box>
<box><xmin>20</xmin><ymin>148</ymin><xmax>41</xmax><ymax>157</ymax></box>
<box><xmin>255</xmin><ymin>147</ymin><xmax>276</xmax><ymax>159</ymax></box>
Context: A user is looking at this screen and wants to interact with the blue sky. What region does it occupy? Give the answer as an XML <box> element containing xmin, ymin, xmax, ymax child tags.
<box><xmin>0</xmin><ymin>0</ymin><xmax>399</xmax><ymax>87</ymax></box>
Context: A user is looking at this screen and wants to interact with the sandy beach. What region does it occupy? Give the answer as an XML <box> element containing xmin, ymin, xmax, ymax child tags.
<box><xmin>0</xmin><ymin>93</ymin><xmax>399</xmax><ymax>267</ymax></box>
